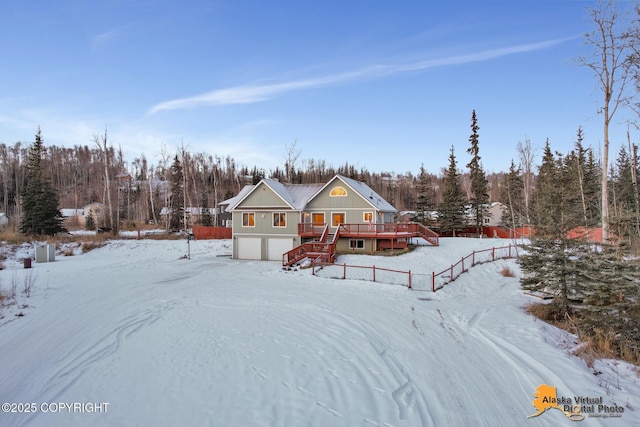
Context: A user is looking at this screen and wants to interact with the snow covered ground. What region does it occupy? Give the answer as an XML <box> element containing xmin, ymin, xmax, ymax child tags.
<box><xmin>0</xmin><ymin>237</ymin><xmax>638</xmax><ymax>427</ymax></box>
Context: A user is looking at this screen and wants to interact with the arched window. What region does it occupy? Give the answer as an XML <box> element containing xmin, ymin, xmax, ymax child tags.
<box><xmin>330</xmin><ymin>186</ymin><xmax>347</xmax><ymax>197</ymax></box>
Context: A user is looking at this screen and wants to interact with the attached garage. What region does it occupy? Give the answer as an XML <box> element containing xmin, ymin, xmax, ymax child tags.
<box><xmin>236</xmin><ymin>237</ymin><xmax>261</xmax><ymax>260</ymax></box>
<box><xmin>267</xmin><ymin>238</ymin><xmax>294</xmax><ymax>261</ymax></box>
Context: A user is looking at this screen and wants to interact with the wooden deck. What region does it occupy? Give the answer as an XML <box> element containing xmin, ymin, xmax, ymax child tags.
<box><xmin>284</xmin><ymin>222</ymin><xmax>439</xmax><ymax>266</ymax></box>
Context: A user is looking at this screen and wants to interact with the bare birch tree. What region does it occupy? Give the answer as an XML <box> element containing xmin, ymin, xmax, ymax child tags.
<box><xmin>94</xmin><ymin>129</ymin><xmax>115</xmax><ymax>233</ymax></box>
<box><xmin>576</xmin><ymin>0</ymin><xmax>633</xmax><ymax>242</ymax></box>
<box><xmin>517</xmin><ymin>138</ymin><xmax>536</xmax><ymax>224</ymax></box>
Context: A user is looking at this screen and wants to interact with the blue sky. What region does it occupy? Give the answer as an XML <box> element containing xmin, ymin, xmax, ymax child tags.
<box><xmin>0</xmin><ymin>0</ymin><xmax>635</xmax><ymax>175</ymax></box>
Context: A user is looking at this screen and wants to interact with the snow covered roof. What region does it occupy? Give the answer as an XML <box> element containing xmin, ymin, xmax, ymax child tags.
<box><xmin>282</xmin><ymin>183</ymin><xmax>324</xmax><ymax>210</ymax></box>
<box><xmin>228</xmin><ymin>175</ymin><xmax>397</xmax><ymax>213</ymax></box>
<box><xmin>262</xmin><ymin>179</ymin><xmax>297</xmax><ymax>208</ymax></box>
<box><xmin>337</xmin><ymin>175</ymin><xmax>396</xmax><ymax>212</ymax></box>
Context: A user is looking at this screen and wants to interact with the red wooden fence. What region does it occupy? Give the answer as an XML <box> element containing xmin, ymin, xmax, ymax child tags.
<box><xmin>430</xmin><ymin>244</ymin><xmax>518</xmax><ymax>291</ymax></box>
<box><xmin>192</xmin><ymin>226</ymin><xmax>232</xmax><ymax>239</ymax></box>
<box><xmin>310</xmin><ymin>244</ymin><xmax>519</xmax><ymax>292</ymax></box>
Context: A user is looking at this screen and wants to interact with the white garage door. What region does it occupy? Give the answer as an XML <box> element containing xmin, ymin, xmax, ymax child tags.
<box><xmin>236</xmin><ymin>237</ymin><xmax>262</xmax><ymax>260</ymax></box>
<box><xmin>267</xmin><ymin>238</ymin><xmax>294</xmax><ymax>261</ymax></box>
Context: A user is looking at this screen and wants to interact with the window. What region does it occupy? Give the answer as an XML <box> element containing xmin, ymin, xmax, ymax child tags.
<box><xmin>332</xmin><ymin>212</ymin><xmax>345</xmax><ymax>226</ymax></box>
<box><xmin>242</xmin><ymin>212</ymin><xmax>255</xmax><ymax>227</ymax></box>
<box><xmin>273</xmin><ymin>212</ymin><xmax>286</xmax><ymax>227</ymax></box>
<box><xmin>349</xmin><ymin>239</ymin><xmax>364</xmax><ymax>249</ymax></box>
<box><xmin>311</xmin><ymin>212</ymin><xmax>325</xmax><ymax>224</ymax></box>
<box><xmin>330</xmin><ymin>186</ymin><xmax>347</xmax><ymax>196</ymax></box>
<box><xmin>484</xmin><ymin>217</ymin><xmax>490</xmax><ymax>225</ymax></box>
<box><xmin>363</xmin><ymin>212</ymin><xmax>373</xmax><ymax>222</ymax></box>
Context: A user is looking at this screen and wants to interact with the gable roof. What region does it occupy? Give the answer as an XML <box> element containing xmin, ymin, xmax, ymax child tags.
<box><xmin>337</xmin><ymin>175</ymin><xmax>396</xmax><ymax>212</ymax></box>
<box><xmin>227</xmin><ymin>174</ymin><xmax>396</xmax><ymax>213</ymax></box>
<box><xmin>220</xmin><ymin>184</ymin><xmax>255</xmax><ymax>211</ymax></box>
<box><xmin>308</xmin><ymin>175</ymin><xmax>396</xmax><ymax>212</ymax></box>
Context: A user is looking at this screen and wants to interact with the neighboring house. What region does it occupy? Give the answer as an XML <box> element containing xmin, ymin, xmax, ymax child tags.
<box><xmin>159</xmin><ymin>207</ymin><xmax>221</xmax><ymax>227</ymax></box>
<box><xmin>224</xmin><ymin>174</ymin><xmax>439</xmax><ymax>262</ymax></box>
<box><xmin>60</xmin><ymin>208</ymin><xmax>85</xmax><ymax>227</ymax></box>
<box><xmin>484</xmin><ymin>202</ymin><xmax>503</xmax><ymax>227</ymax></box>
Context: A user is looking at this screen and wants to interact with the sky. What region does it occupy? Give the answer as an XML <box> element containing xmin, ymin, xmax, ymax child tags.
<box><xmin>0</xmin><ymin>0</ymin><xmax>636</xmax><ymax>175</ymax></box>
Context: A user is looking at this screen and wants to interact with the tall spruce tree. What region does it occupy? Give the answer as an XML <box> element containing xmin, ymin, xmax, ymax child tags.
<box><xmin>521</xmin><ymin>140</ymin><xmax>599</xmax><ymax>315</ymax></box>
<box><xmin>168</xmin><ymin>155</ymin><xmax>184</xmax><ymax>231</ymax></box>
<box><xmin>20</xmin><ymin>128</ymin><xmax>65</xmax><ymax>236</ymax></box>
<box><xmin>438</xmin><ymin>146</ymin><xmax>467</xmax><ymax>235</ymax></box>
<box><xmin>466</xmin><ymin>110</ymin><xmax>489</xmax><ymax>235</ymax></box>
<box><xmin>566</xmin><ymin>128</ymin><xmax>600</xmax><ymax>228</ymax></box>
<box><xmin>609</xmin><ymin>145</ymin><xmax>640</xmax><ymax>245</ymax></box>
<box><xmin>499</xmin><ymin>160</ymin><xmax>524</xmax><ymax>231</ymax></box>
<box><xmin>414</xmin><ymin>164</ymin><xmax>431</xmax><ymax>225</ymax></box>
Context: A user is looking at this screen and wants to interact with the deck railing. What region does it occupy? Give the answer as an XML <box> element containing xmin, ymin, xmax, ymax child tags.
<box><xmin>298</xmin><ymin>222</ymin><xmax>439</xmax><ymax>245</ymax></box>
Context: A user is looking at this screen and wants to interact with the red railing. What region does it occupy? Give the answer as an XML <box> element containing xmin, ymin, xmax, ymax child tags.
<box><xmin>298</xmin><ymin>222</ymin><xmax>439</xmax><ymax>245</ymax></box>
<box><xmin>312</xmin><ymin>259</ymin><xmax>413</xmax><ymax>288</ymax></box>
<box><xmin>283</xmin><ymin>224</ymin><xmax>341</xmax><ymax>266</ymax></box>
<box><xmin>308</xmin><ymin>244</ymin><xmax>519</xmax><ymax>292</ymax></box>
<box><xmin>430</xmin><ymin>244</ymin><xmax>518</xmax><ymax>292</ymax></box>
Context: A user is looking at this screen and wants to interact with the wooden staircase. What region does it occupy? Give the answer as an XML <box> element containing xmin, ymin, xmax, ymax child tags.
<box><xmin>408</xmin><ymin>222</ymin><xmax>440</xmax><ymax>246</ymax></box>
<box><xmin>283</xmin><ymin>225</ymin><xmax>340</xmax><ymax>266</ymax></box>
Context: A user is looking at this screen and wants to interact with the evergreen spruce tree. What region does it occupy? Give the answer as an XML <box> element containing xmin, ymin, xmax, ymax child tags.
<box><xmin>414</xmin><ymin>164</ymin><xmax>431</xmax><ymax>225</ymax></box>
<box><xmin>85</xmin><ymin>213</ymin><xmax>96</xmax><ymax>231</ymax></box>
<box><xmin>438</xmin><ymin>146</ymin><xmax>466</xmax><ymax>235</ymax></box>
<box><xmin>169</xmin><ymin>155</ymin><xmax>184</xmax><ymax>231</ymax></box>
<box><xmin>610</xmin><ymin>146</ymin><xmax>637</xmax><ymax>242</ymax></box>
<box><xmin>499</xmin><ymin>160</ymin><xmax>524</xmax><ymax>230</ymax></box>
<box><xmin>568</xmin><ymin>128</ymin><xmax>600</xmax><ymax>228</ymax></box>
<box><xmin>466</xmin><ymin>110</ymin><xmax>489</xmax><ymax>235</ymax></box>
<box><xmin>521</xmin><ymin>140</ymin><xmax>596</xmax><ymax>315</ymax></box>
<box><xmin>531</xmin><ymin>140</ymin><xmax>563</xmax><ymax>237</ymax></box>
<box><xmin>583</xmin><ymin>148</ymin><xmax>602</xmax><ymax>226</ymax></box>
<box><xmin>20</xmin><ymin>128</ymin><xmax>65</xmax><ymax>236</ymax></box>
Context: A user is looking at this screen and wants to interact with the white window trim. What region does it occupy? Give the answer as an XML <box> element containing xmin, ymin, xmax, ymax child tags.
<box><xmin>311</xmin><ymin>212</ymin><xmax>325</xmax><ymax>224</ymax></box>
<box><xmin>242</xmin><ymin>212</ymin><xmax>255</xmax><ymax>227</ymax></box>
<box><xmin>331</xmin><ymin>212</ymin><xmax>346</xmax><ymax>227</ymax></box>
<box><xmin>273</xmin><ymin>212</ymin><xmax>287</xmax><ymax>228</ymax></box>
<box><xmin>329</xmin><ymin>186</ymin><xmax>348</xmax><ymax>197</ymax></box>
<box><xmin>349</xmin><ymin>239</ymin><xmax>364</xmax><ymax>249</ymax></box>
<box><xmin>363</xmin><ymin>211</ymin><xmax>374</xmax><ymax>223</ymax></box>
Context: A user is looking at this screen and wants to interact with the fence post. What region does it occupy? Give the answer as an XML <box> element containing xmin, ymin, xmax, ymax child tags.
<box><xmin>461</xmin><ymin>257</ymin><xmax>465</xmax><ymax>273</ymax></box>
<box><xmin>312</xmin><ymin>258</ymin><xmax>315</xmax><ymax>276</ymax></box>
<box><xmin>432</xmin><ymin>271</ymin><xmax>435</xmax><ymax>292</ymax></box>
<box><xmin>343</xmin><ymin>262</ymin><xmax>347</xmax><ymax>279</ymax></box>
<box><xmin>373</xmin><ymin>265</ymin><xmax>376</xmax><ymax>282</ymax></box>
<box><xmin>492</xmin><ymin>247</ymin><xmax>495</xmax><ymax>261</ymax></box>
<box><xmin>450</xmin><ymin>264</ymin><xmax>453</xmax><ymax>281</ymax></box>
<box><xmin>408</xmin><ymin>270</ymin><xmax>412</xmax><ymax>289</ymax></box>
<box><xmin>508</xmin><ymin>244</ymin><xmax>511</xmax><ymax>258</ymax></box>
<box><xmin>472</xmin><ymin>250</ymin><xmax>475</xmax><ymax>266</ymax></box>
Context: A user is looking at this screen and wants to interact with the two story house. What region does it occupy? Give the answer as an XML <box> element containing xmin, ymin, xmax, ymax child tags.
<box><xmin>223</xmin><ymin>174</ymin><xmax>438</xmax><ymax>263</ymax></box>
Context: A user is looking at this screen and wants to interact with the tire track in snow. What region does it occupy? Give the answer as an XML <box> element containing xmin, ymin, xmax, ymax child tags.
<box><xmin>22</xmin><ymin>300</ymin><xmax>181</xmax><ymax>426</ymax></box>
<box><xmin>332</xmin><ymin>312</ymin><xmax>436</xmax><ymax>427</ymax></box>
<box><xmin>223</xmin><ymin>301</ymin><xmax>431</xmax><ymax>426</ymax></box>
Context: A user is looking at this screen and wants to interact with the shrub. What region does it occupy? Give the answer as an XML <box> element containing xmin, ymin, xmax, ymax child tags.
<box><xmin>500</xmin><ymin>266</ymin><xmax>515</xmax><ymax>277</ymax></box>
<box><xmin>81</xmin><ymin>241</ymin><xmax>107</xmax><ymax>253</ymax></box>
<box><xmin>22</xmin><ymin>270</ymin><xmax>35</xmax><ymax>298</ymax></box>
